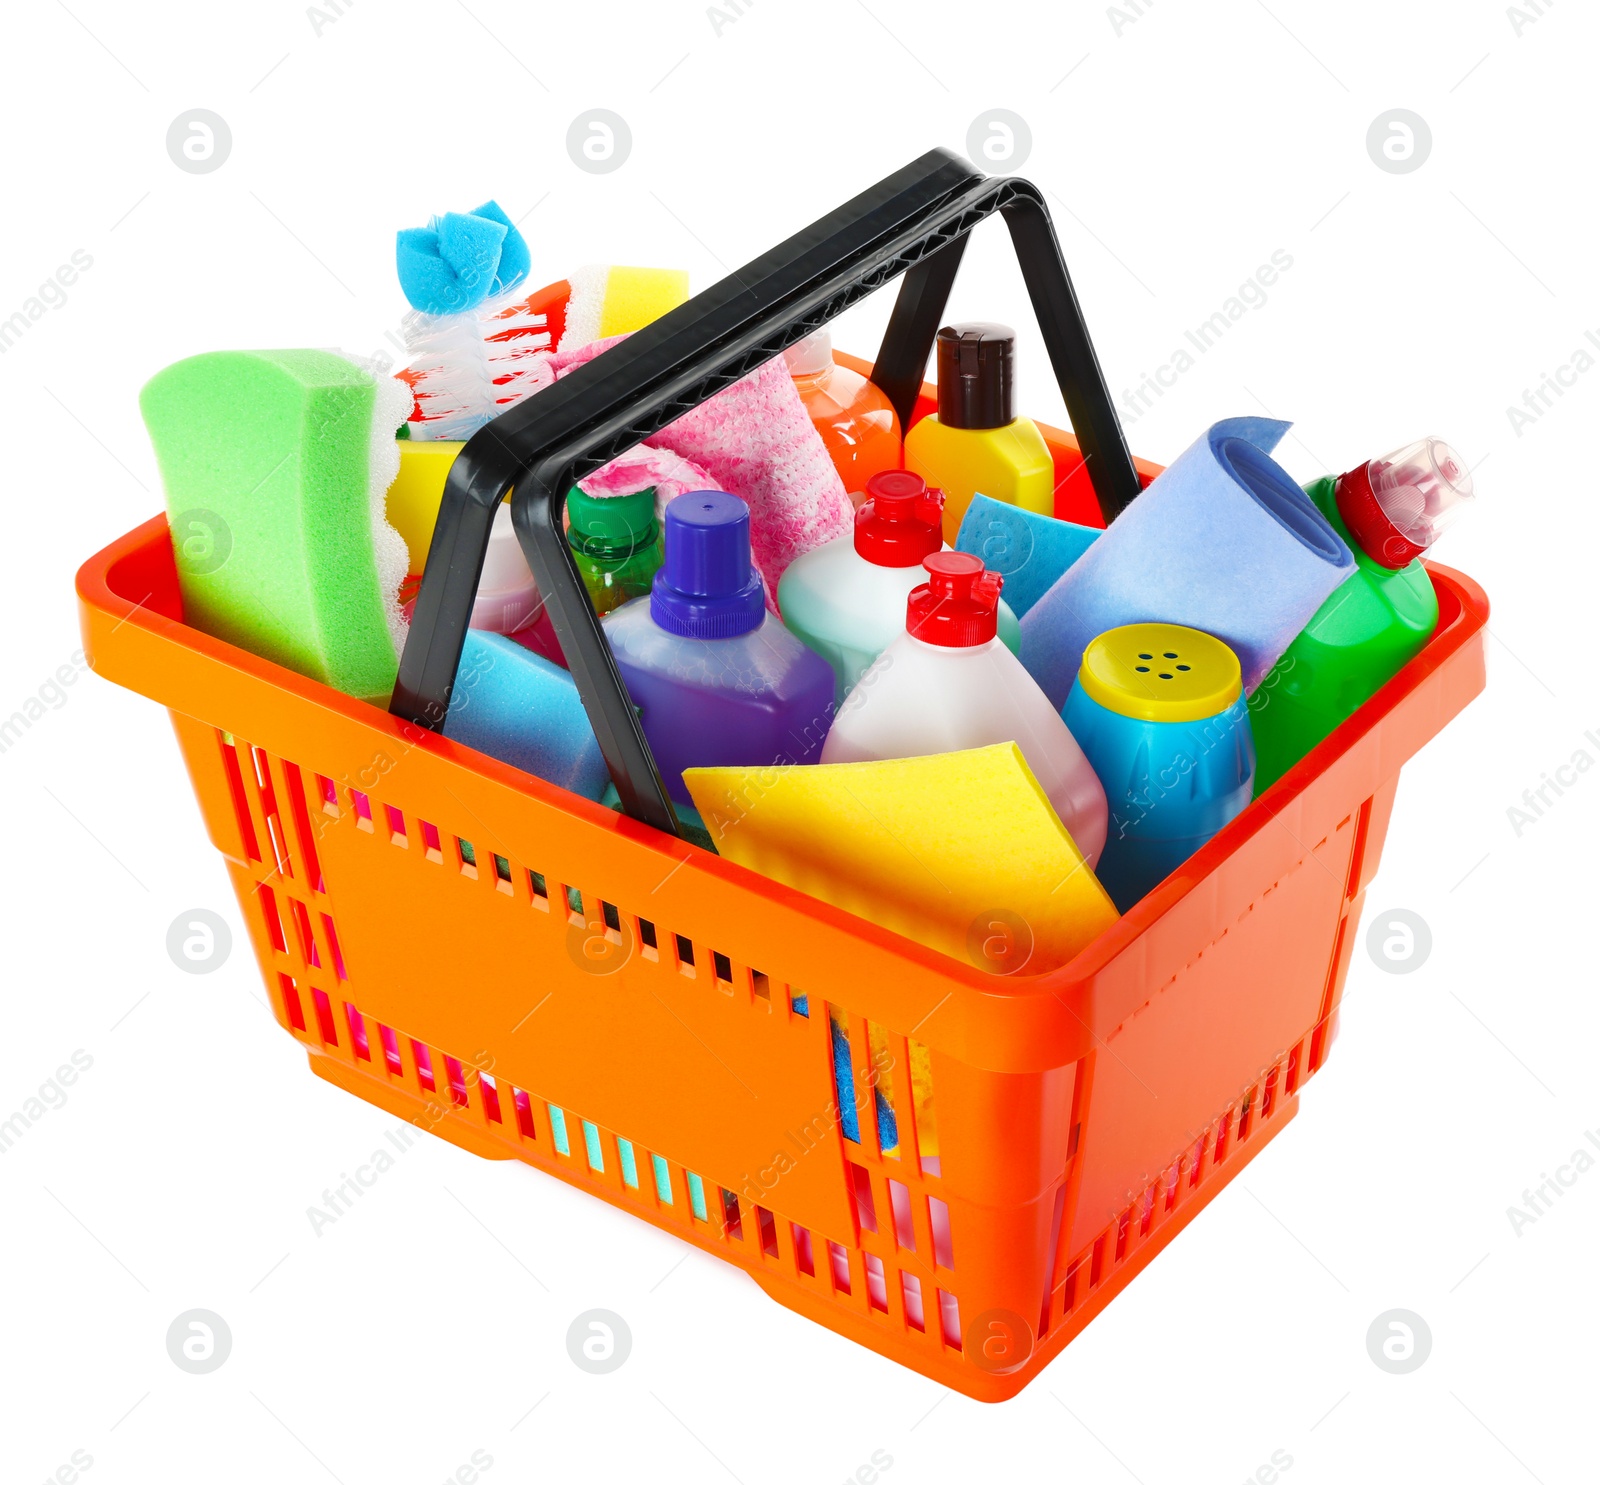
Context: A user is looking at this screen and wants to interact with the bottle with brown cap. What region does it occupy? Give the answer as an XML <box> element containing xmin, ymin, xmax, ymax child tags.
<box><xmin>904</xmin><ymin>322</ymin><xmax>1056</xmax><ymax>544</ymax></box>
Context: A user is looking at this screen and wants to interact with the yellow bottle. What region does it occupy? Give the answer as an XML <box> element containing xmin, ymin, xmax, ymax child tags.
<box><xmin>904</xmin><ymin>322</ymin><xmax>1055</xmax><ymax>545</ymax></box>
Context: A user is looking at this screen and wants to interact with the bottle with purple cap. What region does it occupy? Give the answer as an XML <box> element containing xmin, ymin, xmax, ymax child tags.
<box><xmin>603</xmin><ymin>491</ymin><xmax>837</xmax><ymax>809</ymax></box>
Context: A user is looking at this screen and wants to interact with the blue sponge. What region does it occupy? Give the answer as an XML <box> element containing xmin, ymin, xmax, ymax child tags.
<box><xmin>443</xmin><ymin>631</ymin><xmax>609</xmax><ymax>800</ymax></box>
<box><xmin>830</xmin><ymin>1012</ymin><xmax>898</xmax><ymax>1151</ymax></box>
<box><xmin>955</xmin><ymin>494</ymin><xmax>1102</xmax><ymax>617</ymax></box>
<box><xmin>470</xmin><ymin>200</ymin><xmax>529</xmax><ymax>295</ymax></box>
<box><xmin>1020</xmin><ymin>418</ymin><xmax>1355</xmax><ymax>708</ymax></box>
<box><xmin>396</xmin><ymin>199</ymin><xmax>529</xmax><ymax>316</ymax></box>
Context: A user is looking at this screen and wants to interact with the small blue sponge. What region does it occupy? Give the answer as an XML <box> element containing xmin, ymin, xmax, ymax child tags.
<box><xmin>396</xmin><ymin>199</ymin><xmax>529</xmax><ymax>316</ymax></box>
<box><xmin>955</xmin><ymin>494</ymin><xmax>1102</xmax><ymax>617</ymax></box>
<box><xmin>472</xmin><ymin>200</ymin><xmax>529</xmax><ymax>295</ymax></box>
<box><xmin>444</xmin><ymin>631</ymin><xmax>609</xmax><ymax>800</ymax></box>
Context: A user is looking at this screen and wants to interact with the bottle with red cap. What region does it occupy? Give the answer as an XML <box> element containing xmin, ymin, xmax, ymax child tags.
<box><xmin>1250</xmin><ymin>437</ymin><xmax>1475</xmax><ymax>793</ymax></box>
<box><xmin>821</xmin><ymin>550</ymin><xmax>1108</xmax><ymax>866</ymax></box>
<box><xmin>777</xmin><ymin>470</ymin><xmax>1021</xmax><ymax>703</ymax></box>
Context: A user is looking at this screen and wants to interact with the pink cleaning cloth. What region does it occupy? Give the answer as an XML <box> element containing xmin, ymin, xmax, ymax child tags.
<box><xmin>573</xmin><ymin>446</ymin><xmax>778</xmax><ymax>609</ymax></box>
<box><xmin>577</xmin><ymin>445</ymin><xmax>721</xmax><ymax>525</ymax></box>
<box><xmin>553</xmin><ymin>335</ymin><xmax>851</xmax><ymax>593</ymax></box>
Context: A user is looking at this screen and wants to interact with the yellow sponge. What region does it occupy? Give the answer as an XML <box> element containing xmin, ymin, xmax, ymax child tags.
<box><xmin>562</xmin><ymin>265</ymin><xmax>689</xmax><ymax>347</ymax></box>
<box><xmin>386</xmin><ymin>439</ymin><xmax>465</xmax><ymax>573</ymax></box>
<box><xmin>684</xmin><ymin>744</ymin><xmax>1118</xmax><ymax>976</ymax></box>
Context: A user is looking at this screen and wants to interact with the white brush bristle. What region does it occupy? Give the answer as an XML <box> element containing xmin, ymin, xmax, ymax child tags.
<box><xmin>400</xmin><ymin>287</ymin><xmax>556</xmax><ymax>442</ymax></box>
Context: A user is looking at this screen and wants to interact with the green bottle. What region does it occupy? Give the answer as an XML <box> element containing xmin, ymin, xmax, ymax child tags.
<box><xmin>567</xmin><ymin>485</ymin><xmax>665</xmax><ymax>616</ymax></box>
<box><xmin>1250</xmin><ymin>439</ymin><xmax>1473</xmax><ymax>794</ymax></box>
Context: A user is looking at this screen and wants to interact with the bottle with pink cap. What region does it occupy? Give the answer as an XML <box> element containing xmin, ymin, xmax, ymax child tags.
<box><xmin>821</xmin><ymin>550</ymin><xmax>1109</xmax><ymax>866</ymax></box>
<box><xmin>1250</xmin><ymin>437</ymin><xmax>1475</xmax><ymax>792</ymax></box>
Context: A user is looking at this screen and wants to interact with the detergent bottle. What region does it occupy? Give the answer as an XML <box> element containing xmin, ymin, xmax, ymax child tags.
<box><xmin>778</xmin><ymin>470</ymin><xmax>1021</xmax><ymax>703</ymax></box>
<box><xmin>1250</xmin><ymin>438</ymin><xmax>1474</xmax><ymax>793</ymax></box>
<box><xmin>821</xmin><ymin>551</ymin><xmax>1108</xmax><ymax>866</ymax></box>
<box><xmin>784</xmin><ymin>329</ymin><xmax>902</xmax><ymax>501</ymax></box>
<box><xmin>604</xmin><ymin>491</ymin><xmax>837</xmax><ymax>807</ymax></box>
<box><xmin>567</xmin><ymin>484</ymin><xmax>664</xmax><ymax>617</ymax></box>
<box><xmin>903</xmin><ymin>322</ymin><xmax>1055</xmax><ymax>544</ymax></box>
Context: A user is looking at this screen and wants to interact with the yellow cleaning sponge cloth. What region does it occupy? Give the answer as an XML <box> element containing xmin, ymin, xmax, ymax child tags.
<box><xmin>561</xmin><ymin>265</ymin><xmax>690</xmax><ymax>347</ymax></box>
<box><xmin>684</xmin><ymin>743</ymin><xmax>1118</xmax><ymax>976</ymax></box>
<box><xmin>386</xmin><ymin>438</ymin><xmax>465</xmax><ymax>573</ymax></box>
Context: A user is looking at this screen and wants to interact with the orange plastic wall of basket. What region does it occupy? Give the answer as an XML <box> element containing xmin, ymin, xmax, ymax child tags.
<box><xmin>76</xmin><ymin>374</ymin><xmax>1488</xmax><ymax>1402</ymax></box>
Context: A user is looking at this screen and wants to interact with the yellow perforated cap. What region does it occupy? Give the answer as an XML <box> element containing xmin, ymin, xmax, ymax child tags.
<box><xmin>1079</xmin><ymin>623</ymin><xmax>1242</xmax><ymax>723</ymax></box>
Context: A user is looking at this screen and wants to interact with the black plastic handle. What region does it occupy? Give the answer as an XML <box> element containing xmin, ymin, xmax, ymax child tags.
<box><xmin>390</xmin><ymin>148</ymin><xmax>1140</xmax><ymax>838</ymax></box>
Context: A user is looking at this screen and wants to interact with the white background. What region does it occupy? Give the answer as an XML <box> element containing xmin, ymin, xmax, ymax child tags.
<box><xmin>1</xmin><ymin>0</ymin><xmax>1595</xmax><ymax>1481</ymax></box>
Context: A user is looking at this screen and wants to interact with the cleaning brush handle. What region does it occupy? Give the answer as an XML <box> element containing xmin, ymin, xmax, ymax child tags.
<box><xmin>391</xmin><ymin>147</ymin><xmax>1140</xmax><ymax>836</ymax></box>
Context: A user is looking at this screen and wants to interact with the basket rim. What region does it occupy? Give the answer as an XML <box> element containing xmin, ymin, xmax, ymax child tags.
<box><xmin>74</xmin><ymin>437</ymin><xmax>1489</xmax><ymax>1008</ymax></box>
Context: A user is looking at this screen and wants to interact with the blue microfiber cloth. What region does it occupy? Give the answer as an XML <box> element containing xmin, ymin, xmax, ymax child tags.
<box><xmin>831</xmin><ymin>1013</ymin><xmax>898</xmax><ymax>1151</ymax></box>
<box><xmin>1020</xmin><ymin>418</ymin><xmax>1355</xmax><ymax>708</ymax></box>
<box><xmin>955</xmin><ymin>494</ymin><xmax>1102</xmax><ymax>618</ymax></box>
<box><xmin>396</xmin><ymin>199</ymin><xmax>529</xmax><ymax>316</ymax></box>
<box><xmin>443</xmin><ymin>631</ymin><xmax>609</xmax><ymax>800</ymax></box>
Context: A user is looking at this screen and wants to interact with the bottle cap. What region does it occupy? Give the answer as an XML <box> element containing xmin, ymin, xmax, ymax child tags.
<box><xmin>935</xmin><ymin>322</ymin><xmax>1015</xmax><ymax>430</ymax></box>
<box><xmin>568</xmin><ymin>485</ymin><xmax>658</xmax><ymax>560</ymax></box>
<box><xmin>1078</xmin><ymin>623</ymin><xmax>1242</xmax><ymax>723</ymax></box>
<box><xmin>650</xmin><ymin>491</ymin><xmax>766</xmax><ymax>639</ymax></box>
<box><xmin>1335</xmin><ymin>438</ymin><xmax>1474</xmax><ymax>569</ymax></box>
<box><xmin>906</xmin><ymin>551</ymin><xmax>1004</xmax><ymax>647</ymax></box>
<box><xmin>783</xmin><ymin>328</ymin><xmax>834</xmax><ymax>379</ymax></box>
<box><xmin>853</xmin><ymin>470</ymin><xmax>946</xmax><ymax>567</ymax></box>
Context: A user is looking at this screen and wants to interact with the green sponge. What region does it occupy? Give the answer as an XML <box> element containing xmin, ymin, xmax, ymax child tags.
<box><xmin>141</xmin><ymin>349</ymin><xmax>410</xmax><ymax>703</ymax></box>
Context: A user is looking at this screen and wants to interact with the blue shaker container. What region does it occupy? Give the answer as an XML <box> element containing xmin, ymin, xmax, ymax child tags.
<box><xmin>1063</xmin><ymin>623</ymin><xmax>1255</xmax><ymax>912</ymax></box>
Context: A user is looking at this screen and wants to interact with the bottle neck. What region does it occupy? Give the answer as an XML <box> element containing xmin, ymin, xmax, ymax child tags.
<box><xmin>570</xmin><ymin>520</ymin><xmax>658</xmax><ymax>563</ymax></box>
<box><xmin>906</xmin><ymin>631</ymin><xmax>995</xmax><ymax>656</ymax></box>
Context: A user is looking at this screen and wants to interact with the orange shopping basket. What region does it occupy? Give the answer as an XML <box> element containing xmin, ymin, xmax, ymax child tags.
<box><xmin>76</xmin><ymin>151</ymin><xmax>1489</xmax><ymax>1401</ymax></box>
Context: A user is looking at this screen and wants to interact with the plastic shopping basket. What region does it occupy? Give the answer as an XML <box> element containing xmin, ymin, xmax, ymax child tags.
<box><xmin>76</xmin><ymin>151</ymin><xmax>1489</xmax><ymax>1401</ymax></box>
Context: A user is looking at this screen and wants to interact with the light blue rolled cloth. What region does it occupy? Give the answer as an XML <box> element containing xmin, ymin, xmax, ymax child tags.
<box><xmin>1019</xmin><ymin>418</ymin><xmax>1354</xmax><ymax>707</ymax></box>
<box><xmin>954</xmin><ymin>494</ymin><xmax>1102</xmax><ymax>618</ymax></box>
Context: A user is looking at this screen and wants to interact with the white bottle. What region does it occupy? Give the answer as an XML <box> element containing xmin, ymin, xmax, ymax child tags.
<box><xmin>778</xmin><ymin>469</ymin><xmax>1021</xmax><ymax>704</ymax></box>
<box><xmin>822</xmin><ymin>551</ymin><xmax>1109</xmax><ymax>867</ymax></box>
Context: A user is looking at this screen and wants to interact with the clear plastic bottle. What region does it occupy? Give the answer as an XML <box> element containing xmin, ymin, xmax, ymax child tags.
<box><xmin>822</xmin><ymin>551</ymin><xmax>1109</xmax><ymax>866</ymax></box>
<box><xmin>778</xmin><ymin>470</ymin><xmax>1021</xmax><ymax>703</ymax></box>
<box><xmin>784</xmin><ymin>329</ymin><xmax>903</xmax><ymax>504</ymax></box>
<box><xmin>604</xmin><ymin>491</ymin><xmax>837</xmax><ymax>806</ymax></box>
